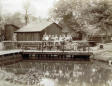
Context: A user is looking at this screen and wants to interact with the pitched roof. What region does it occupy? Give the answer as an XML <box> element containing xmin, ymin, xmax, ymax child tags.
<box><xmin>15</xmin><ymin>20</ymin><xmax>53</xmax><ymax>32</ymax></box>
<box><xmin>58</xmin><ymin>21</ymin><xmax>76</xmax><ymax>33</ymax></box>
<box><xmin>58</xmin><ymin>22</ymin><xmax>69</xmax><ymax>33</ymax></box>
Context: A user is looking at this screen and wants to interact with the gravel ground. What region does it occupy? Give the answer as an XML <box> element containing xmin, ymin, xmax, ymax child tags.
<box><xmin>91</xmin><ymin>43</ymin><xmax>112</xmax><ymax>62</ymax></box>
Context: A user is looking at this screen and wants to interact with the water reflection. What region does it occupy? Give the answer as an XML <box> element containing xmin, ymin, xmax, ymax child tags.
<box><xmin>3</xmin><ymin>61</ymin><xmax>112</xmax><ymax>86</ymax></box>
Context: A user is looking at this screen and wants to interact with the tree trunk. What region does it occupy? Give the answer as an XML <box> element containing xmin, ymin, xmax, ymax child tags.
<box><xmin>101</xmin><ymin>36</ymin><xmax>104</xmax><ymax>43</ymax></box>
<box><xmin>25</xmin><ymin>10</ymin><xmax>28</xmax><ymax>25</ymax></box>
<box><xmin>105</xmin><ymin>30</ymin><xmax>109</xmax><ymax>43</ymax></box>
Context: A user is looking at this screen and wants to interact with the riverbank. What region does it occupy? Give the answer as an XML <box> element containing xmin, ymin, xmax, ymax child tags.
<box><xmin>91</xmin><ymin>43</ymin><xmax>112</xmax><ymax>62</ymax></box>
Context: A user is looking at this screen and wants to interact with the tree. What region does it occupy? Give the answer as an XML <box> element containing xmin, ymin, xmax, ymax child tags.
<box><xmin>50</xmin><ymin>0</ymin><xmax>95</xmax><ymax>39</ymax></box>
<box><xmin>50</xmin><ymin>0</ymin><xmax>112</xmax><ymax>41</ymax></box>
<box><xmin>0</xmin><ymin>0</ymin><xmax>6</xmax><ymax>41</ymax></box>
<box><xmin>22</xmin><ymin>0</ymin><xmax>38</xmax><ymax>24</ymax></box>
<box><xmin>23</xmin><ymin>0</ymin><xmax>31</xmax><ymax>25</ymax></box>
<box><xmin>84</xmin><ymin>0</ymin><xmax>112</xmax><ymax>42</ymax></box>
<box><xmin>0</xmin><ymin>0</ymin><xmax>3</xmax><ymax>25</ymax></box>
<box><xmin>5</xmin><ymin>12</ymin><xmax>25</xmax><ymax>27</ymax></box>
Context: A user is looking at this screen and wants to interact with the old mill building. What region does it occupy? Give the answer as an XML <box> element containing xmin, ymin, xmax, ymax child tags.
<box><xmin>15</xmin><ymin>20</ymin><xmax>62</xmax><ymax>41</ymax></box>
<box><xmin>14</xmin><ymin>20</ymin><xmax>78</xmax><ymax>41</ymax></box>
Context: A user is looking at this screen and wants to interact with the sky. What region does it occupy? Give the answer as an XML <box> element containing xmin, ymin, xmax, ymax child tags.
<box><xmin>0</xmin><ymin>0</ymin><xmax>58</xmax><ymax>18</ymax></box>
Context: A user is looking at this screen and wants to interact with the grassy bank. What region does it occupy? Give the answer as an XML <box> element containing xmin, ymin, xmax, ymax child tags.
<box><xmin>91</xmin><ymin>43</ymin><xmax>112</xmax><ymax>62</ymax></box>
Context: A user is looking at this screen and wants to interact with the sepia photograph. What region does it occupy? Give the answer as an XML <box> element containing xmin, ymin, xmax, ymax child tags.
<box><xmin>0</xmin><ymin>0</ymin><xmax>112</xmax><ymax>86</ymax></box>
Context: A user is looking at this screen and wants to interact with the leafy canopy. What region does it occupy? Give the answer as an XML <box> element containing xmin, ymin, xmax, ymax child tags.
<box><xmin>50</xmin><ymin>0</ymin><xmax>112</xmax><ymax>36</ymax></box>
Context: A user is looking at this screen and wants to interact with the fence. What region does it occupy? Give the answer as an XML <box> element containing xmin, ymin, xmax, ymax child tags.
<box><xmin>3</xmin><ymin>41</ymin><xmax>91</xmax><ymax>52</ymax></box>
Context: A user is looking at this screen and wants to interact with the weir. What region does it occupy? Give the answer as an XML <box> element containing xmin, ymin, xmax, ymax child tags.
<box><xmin>0</xmin><ymin>41</ymin><xmax>94</xmax><ymax>65</ymax></box>
<box><xmin>22</xmin><ymin>50</ymin><xmax>92</xmax><ymax>60</ymax></box>
<box><xmin>0</xmin><ymin>50</ymin><xmax>93</xmax><ymax>65</ymax></box>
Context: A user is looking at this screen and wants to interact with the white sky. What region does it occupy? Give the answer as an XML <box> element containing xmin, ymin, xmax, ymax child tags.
<box><xmin>1</xmin><ymin>0</ymin><xmax>58</xmax><ymax>18</ymax></box>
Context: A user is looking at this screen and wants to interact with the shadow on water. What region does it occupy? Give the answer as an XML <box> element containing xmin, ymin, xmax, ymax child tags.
<box><xmin>3</xmin><ymin>60</ymin><xmax>112</xmax><ymax>86</ymax></box>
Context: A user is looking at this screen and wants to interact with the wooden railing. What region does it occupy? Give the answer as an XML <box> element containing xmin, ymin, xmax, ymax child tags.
<box><xmin>3</xmin><ymin>41</ymin><xmax>92</xmax><ymax>52</ymax></box>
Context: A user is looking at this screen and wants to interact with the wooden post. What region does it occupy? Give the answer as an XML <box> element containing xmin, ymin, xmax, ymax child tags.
<box><xmin>63</xmin><ymin>41</ymin><xmax>64</xmax><ymax>53</ymax></box>
<box><xmin>42</xmin><ymin>41</ymin><xmax>43</xmax><ymax>52</ymax></box>
<box><xmin>109</xmin><ymin>60</ymin><xmax>112</xmax><ymax>66</ymax></box>
<box><xmin>88</xmin><ymin>44</ymin><xmax>89</xmax><ymax>53</ymax></box>
<box><xmin>61</xmin><ymin>40</ymin><xmax>65</xmax><ymax>53</ymax></box>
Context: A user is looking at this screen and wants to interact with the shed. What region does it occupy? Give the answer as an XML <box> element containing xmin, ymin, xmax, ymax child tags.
<box><xmin>15</xmin><ymin>20</ymin><xmax>62</xmax><ymax>41</ymax></box>
<box><xmin>41</xmin><ymin>23</ymin><xmax>62</xmax><ymax>36</ymax></box>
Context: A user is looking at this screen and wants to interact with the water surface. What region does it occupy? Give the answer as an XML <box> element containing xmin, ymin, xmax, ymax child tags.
<box><xmin>2</xmin><ymin>61</ymin><xmax>112</xmax><ymax>86</ymax></box>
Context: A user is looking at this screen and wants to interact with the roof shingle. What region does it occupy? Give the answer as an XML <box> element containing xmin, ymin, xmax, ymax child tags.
<box><xmin>15</xmin><ymin>20</ymin><xmax>53</xmax><ymax>32</ymax></box>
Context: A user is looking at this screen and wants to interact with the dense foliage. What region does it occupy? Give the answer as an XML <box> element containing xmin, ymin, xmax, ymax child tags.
<box><xmin>50</xmin><ymin>0</ymin><xmax>112</xmax><ymax>40</ymax></box>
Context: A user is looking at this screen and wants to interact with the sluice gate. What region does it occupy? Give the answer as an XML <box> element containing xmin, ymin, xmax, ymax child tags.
<box><xmin>0</xmin><ymin>50</ymin><xmax>92</xmax><ymax>66</ymax></box>
<box><xmin>0</xmin><ymin>41</ymin><xmax>94</xmax><ymax>65</ymax></box>
<box><xmin>22</xmin><ymin>51</ymin><xmax>92</xmax><ymax>61</ymax></box>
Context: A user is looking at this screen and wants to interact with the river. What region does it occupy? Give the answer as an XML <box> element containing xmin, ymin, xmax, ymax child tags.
<box><xmin>1</xmin><ymin>60</ymin><xmax>112</xmax><ymax>86</ymax></box>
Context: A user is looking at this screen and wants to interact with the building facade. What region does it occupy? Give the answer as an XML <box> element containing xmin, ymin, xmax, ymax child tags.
<box><xmin>15</xmin><ymin>21</ymin><xmax>63</xmax><ymax>41</ymax></box>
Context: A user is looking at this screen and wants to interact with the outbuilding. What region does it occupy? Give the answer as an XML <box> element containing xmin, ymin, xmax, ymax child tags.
<box><xmin>15</xmin><ymin>20</ymin><xmax>63</xmax><ymax>41</ymax></box>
